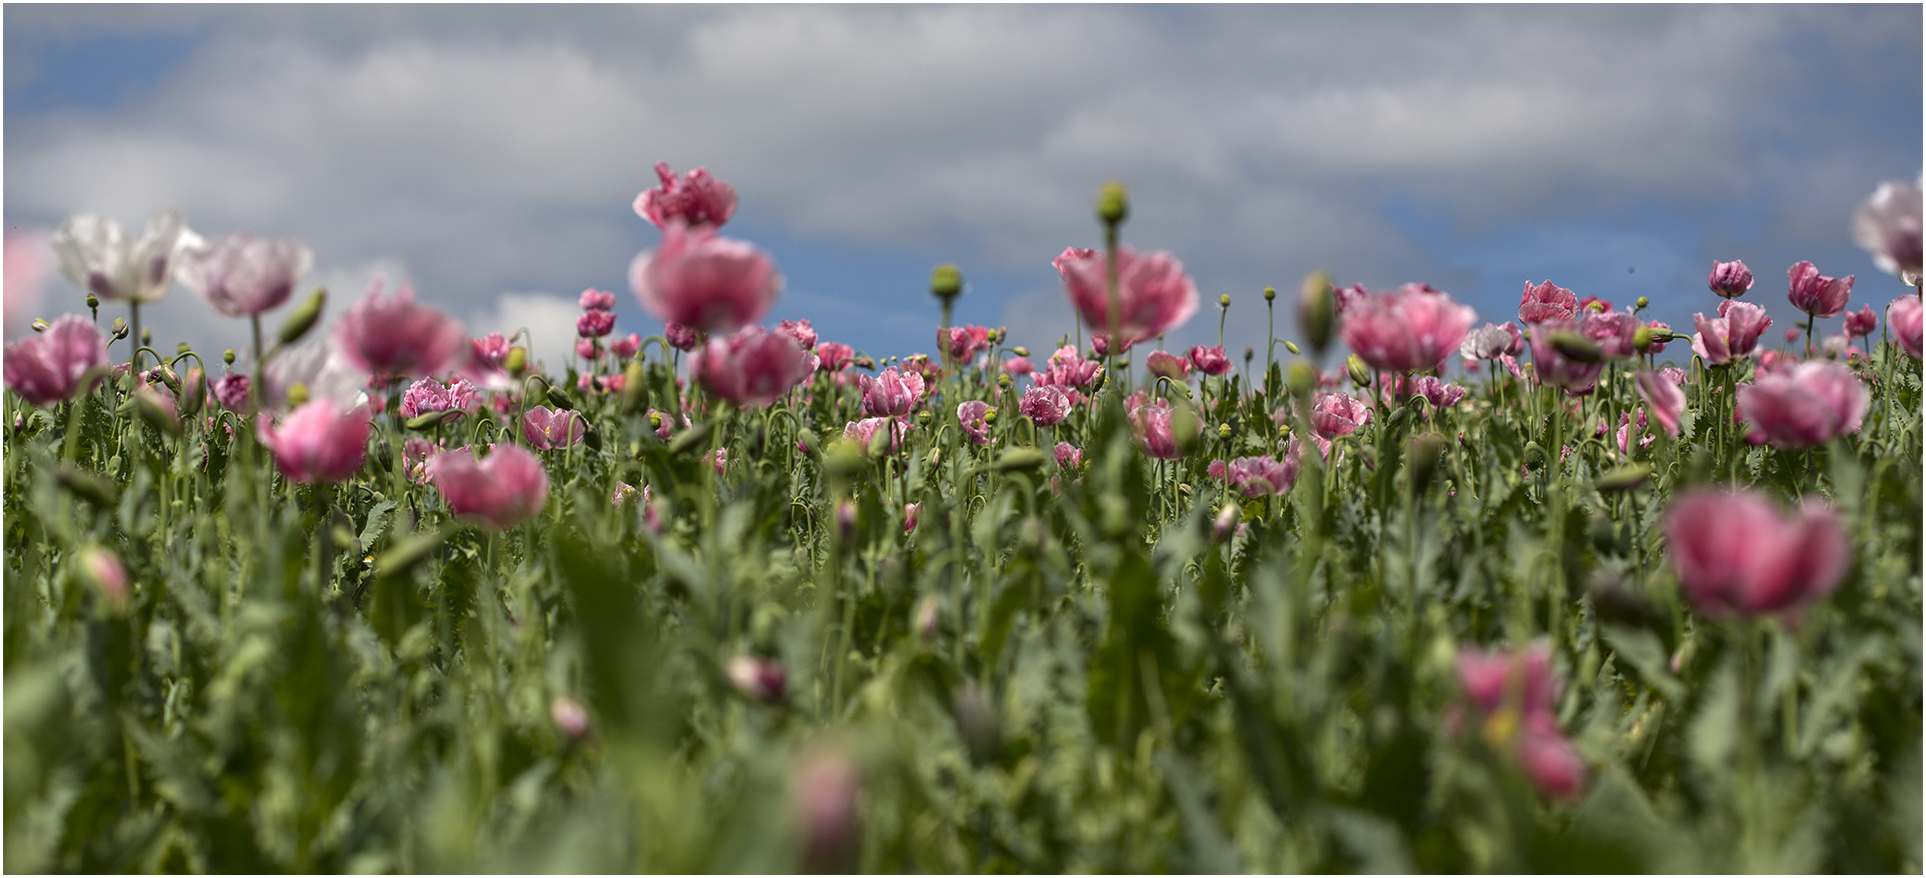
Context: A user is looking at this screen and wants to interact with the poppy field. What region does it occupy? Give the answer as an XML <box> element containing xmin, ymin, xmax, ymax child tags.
<box><xmin>4</xmin><ymin>168</ymin><xmax>1922</xmax><ymax>873</ymax></box>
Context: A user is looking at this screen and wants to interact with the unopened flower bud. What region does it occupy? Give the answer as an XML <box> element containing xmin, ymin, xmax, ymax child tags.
<box><xmin>276</xmin><ymin>287</ymin><xmax>326</xmax><ymax>345</ymax></box>
<box><xmin>727</xmin><ymin>655</ymin><xmax>788</xmax><ymax>704</ymax></box>
<box><xmin>1218</xmin><ymin>294</ymin><xmax>1231</xmax><ymax>309</ymax></box>
<box><xmin>836</xmin><ymin>499</ymin><xmax>857</xmax><ymax>544</ymax></box>
<box><xmin>140</xmin><ymin>327</ymin><xmax>152</xmax><ymax>346</ymax></box>
<box><xmin>1635</xmin><ymin>296</ymin><xmax>1649</xmax><ymax>311</ymax></box>
<box><xmin>1284</xmin><ymin>340</ymin><xmax>1301</xmax><ymax>355</ymax></box>
<box><xmin>85</xmin><ymin>292</ymin><xmax>100</xmax><ymax>310</ymax></box>
<box><xmin>1213</xmin><ymin>504</ymin><xmax>1239</xmax><ymax>541</ymax></box>
<box><xmin>619</xmin><ymin>359</ymin><xmax>648</xmax><ymax>413</ymax></box>
<box><xmin>550</xmin><ymin>696</ymin><xmax>591</xmax><ymax>741</ymax></box>
<box><xmin>75</xmin><ymin>545</ymin><xmax>129</xmax><ymax>612</ymax></box>
<box><xmin>997</xmin><ymin>373</ymin><xmax>1013</xmax><ymax>390</ymax></box>
<box><xmin>1286</xmin><ymin>361</ymin><xmax>1317</xmax><ymax>400</ymax></box>
<box><xmin>1096</xmin><ymin>180</ymin><xmax>1129</xmax><ymax>226</ymax></box>
<box><xmin>223</xmin><ymin>348</ymin><xmax>237</xmax><ymax>365</ymax></box>
<box><xmin>504</xmin><ymin>346</ymin><xmax>528</xmax><ymax>376</ymax></box>
<box><xmin>1297</xmin><ymin>270</ymin><xmax>1334</xmax><ymax>355</ymax></box>
<box><xmin>930</xmin><ymin>264</ymin><xmax>963</xmax><ymax>301</ymax></box>
<box><xmin>1346</xmin><ymin>354</ymin><xmax>1372</xmax><ymax>388</ymax></box>
<box><xmin>133</xmin><ymin>388</ymin><xmax>181</xmax><ymax>437</ymax></box>
<box><xmin>111</xmin><ymin>318</ymin><xmax>128</xmax><ymax>340</ymax></box>
<box><xmin>1633</xmin><ymin>326</ymin><xmax>1655</xmax><ymax>353</ymax></box>
<box><xmin>1549</xmin><ymin>330</ymin><xmax>1603</xmax><ymax>363</ymax></box>
<box><xmin>1263</xmin><ymin>285</ymin><xmax>1276</xmax><ymax>302</ymax></box>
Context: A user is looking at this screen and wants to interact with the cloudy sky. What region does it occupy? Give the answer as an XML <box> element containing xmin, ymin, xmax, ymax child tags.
<box><xmin>5</xmin><ymin>4</ymin><xmax>1919</xmax><ymax>372</ymax></box>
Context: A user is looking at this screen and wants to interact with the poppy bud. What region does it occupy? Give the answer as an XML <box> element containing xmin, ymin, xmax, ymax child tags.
<box><xmin>930</xmin><ymin>264</ymin><xmax>963</xmax><ymax>301</ymax></box>
<box><xmin>1096</xmin><ymin>180</ymin><xmax>1129</xmax><ymax>226</ymax></box>
<box><xmin>276</xmin><ymin>287</ymin><xmax>326</xmax><ymax>346</ymax></box>
<box><xmin>1298</xmin><ymin>270</ymin><xmax>1334</xmax><ymax>355</ymax></box>
<box><xmin>1346</xmin><ymin>354</ymin><xmax>1372</xmax><ymax>388</ymax></box>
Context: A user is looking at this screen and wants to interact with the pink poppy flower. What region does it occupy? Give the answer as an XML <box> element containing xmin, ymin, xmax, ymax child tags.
<box><xmin>1786</xmin><ymin>261</ymin><xmax>1855</xmax><ymax>319</ymax></box>
<box><xmin>1665</xmin><ymin>488</ymin><xmax>1848</xmax><ymax>617</ymax></box>
<box><xmin>1708</xmin><ymin>259</ymin><xmax>1754</xmax><ymax>299</ymax></box>
<box><xmin>576</xmin><ymin>309</ymin><xmax>616</xmax><ymax>338</ymax></box>
<box><xmin>1518</xmin><ymin>280</ymin><xmax>1578</xmax><ymax>325</ymax></box>
<box><xmin>1690</xmin><ymin>300</ymin><xmax>1773</xmax><ymax>365</ymax></box>
<box><xmin>779</xmin><ymin>318</ymin><xmax>818</xmax><ymax>351</ymax></box>
<box><xmin>629</xmin><ymin>223</ymin><xmax>782</xmax><ymax>333</ymax></box>
<box><xmin>1516</xmin><ymin>728</ymin><xmax>1588</xmax><ymax>802</ymax></box>
<box><xmin>1737</xmin><ymin>360</ymin><xmax>1868</xmax><ymax>447</ymax></box>
<box><xmin>1459</xmin><ymin>322</ymin><xmax>1524</xmax><ymax>361</ymax></box>
<box><xmin>575</xmin><ymin>339</ymin><xmax>602</xmax><ymax>361</ymax></box>
<box><xmin>1527</xmin><ymin>317</ymin><xmax>1608</xmax><ymax>395</ymax></box>
<box><xmin>176</xmin><ymin>233</ymin><xmax>313</xmax><ymax>317</ymax></box>
<box><xmin>1332</xmin><ymin>282</ymin><xmax>1368</xmax><ymax>314</ymax></box>
<box><xmin>1634</xmin><ymin>368</ymin><xmax>1685</xmax><ymax>438</ymax></box>
<box><xmin>1188</xmin><ymin>344</ymin><xmax>1232</xmax><ymax>376</ymax></box>
<box><xmin>401</xmin><ymin>376</ymin><xmax>477</xmax><ymax>420</ymax></box>
<box><xmin>1127</xmin><ymin>395</ymin><xmax>1182</xmax><ymax>460</ymax></box>
<box><xmin>3</xmin><ymin>314</ymin><xmax>109</xmax><ymax>406</ymax></box>
<box><xmin>815</xmin><ymin>341</ymin><xmax>855</xmax><ymax>373</ymax></box>
<box><xmin>256</xmin><ymin>400</ymin><xmax>371</xmax><ymax>484</ymax></box>
<box><xmin>1888</xmin><ymin>295</ymin><xmax>1923</xmax><ymax>359</ymax></box>
<box><xmin>1207</xmin><ymin>452</ymin><xmax>1300</xmax><ymax>498</ymax></box>
<box><xmin>1852</xmin><ymin>178</ymin><xmax>1922</xmax><ymax>279</ymax></box>
<box><xmin>691</xmin><ymin>326</ymin><xmax>815</xmax><ymax>408</ymax></box>
<box><xmin>212</xmin><ymin>373</ymin><xmax>250</xmax><ymax>413</ymax></box>
<box><xmin>521</xmin><ymin>405</ymin><xmax>585</xmax><ymax>450</ymax></box>
<box><xmin>332</xmin><ymin>280</ymin><xmax>468</xmax><ymax>380</ymax></box>
<box><xmin>1002</xmin><ymin>355</ymin><xmax>1034</xmax><ymax>377</ymax></box>
<box><xmin>727</xmin><ymin>655</ymin><xmax>787</xmax><ymax>704</ymax></box>
<box><xmin>610</xmin><ymin>333</ymin><xmax>642</xmax><ymax>359</ymax></box>
<box><xmin>460</xmin><ymin>333</ymin><xmax>517</xmax><ymax>391</ymax></box>
<box><xmin>1843</xmin><ymin>305</ymin><xmax>1879</xmax><ymax>339</ymax></box>
<box><xmin>957</xmin><ymin>400</ymin><xmax>993</xmax><ymax>445</ymax></box>
<box><xmin>1054</xmin><ymin>442</ymin><xmax>1083</xmax><ymax>470</ymax></box>
<box><xmin>633</xmin><ymin>162</ymin><xmax>739</xmax><ymax>230</ymax></box>
<box><xmin>843</xmin><ymin>416</ymin><xmax>914</xmax><ymax>455</ymax></box>
<box><xmin>664</xmin><ymin>321</ymin><xmax>700</xmax><ymax>351</ymax></box>
<box><xmin>859</xmin><ymin>367</ymin><xmax>926</xmax><ymax>418</ymax></box>
<box><xmin>945</xmin><ymin>325</ymin><xmax>991</xmax><ymax>363</ymax></box>
<box><xmin>1339</xmin><ymin>283</ymin><xmax>1477</xmax><ymax>374</ymax></box>
<box><xmin>430</xmin><ymin>444</ymin><xmax>549</xmax><ymax>529</ymax></box>
<box><xmin>1019</xmin><ymin>385</ymin><xmax>1073</xmax><ymax>427</ymax></box>
<box><xmin>902</xmin><ymin>503</ymin><xmax>921</xmax><ymax>535</ymax></box>
<box><xmin>1053</xmin><ymin>246</ymin><xmax>1199</xmax><ymax>343</ymax></box>
<box><xmin>1035</xmin><ymin>345</ymin><xmax>1102</xmax><ymax>391</ymax></box>
<box><xmin>1145</xmin><ymin>349</ymin><xmax>1189</xmax><ymax>383</ymax></box>
<box><xmin>579</xmin><ymin>288</ymin><xmax>618</xmax><ymax>311</ymax></box>
<box><xmin>1411</xmin><ymin>375</ymin><xmax>1466</xmax><ymax>410</ymax></box>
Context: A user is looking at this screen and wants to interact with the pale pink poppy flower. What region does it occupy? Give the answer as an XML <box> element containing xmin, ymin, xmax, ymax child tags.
<box><xmin>1145</xmin><ymin>349</ymin><xmax>1189</xmax><ymax>382</ymax></box>
<box><xmin>629</xmin><ymin>224</ymin><xmax>780</xmax><ymax>333</ymax></box>
<box><xmin>460</xmin><ymin>333</ymin><xmax>517</xmax><ymax>391</ymax></box>
<box><xmin>1339</xmin><ymin>283</ymin><xmax>1477</xmax><ymax>374</ymax></box>
<box><xmin>4</xmin><ymin>229</ymin><xmax>49</xmax><ymax>335</ymax></box>
<box><xmin>727</xmin><ymin>655</ymin><xmax>787</xmax><ymax>704</ymax></box>
<box><xmin>175</xmin><ymin>233</ymin><xmax>312</xmax><ymax>317</ymax></box>
<box><xmin>401</xmin><ymin>376</ymin><xmax>477</xmax><ymax>420</ymax></box>
<box><xmin>1001</xmin><ymin>355</ymin><xmax>1034</xmax><ymax>377</ymax></box>
<box><xmin>1634</xmin><ymin>368</ymin><xmax>1685</xmax><ymax>438</ymax></box>
<box><xmin>1188</xmin><ymin>344</ymin><xmax>1232</xmax><ymax>376</ymax></box>
<box><xmin>610</xmin><ymin>333</ymin><xmax>642</xmax><ymax>359</ymax></box>
<box><xmin>1786</xmin><ymin>261</ymin><xmax>1854</xmax><ymax>319</ymax></box>
<box><xmin>576</xmin><ymin>309</ymin><xmax>616</xmax><ymax>338</ymax></box>
<box><xmin>1843</xmin><ymin>305</ymin><xmax>1879</xmax><ymax>339</ymax></box>
<box><xmin>1089</xmin><ymin>332</ymin><xmax>1132</xmax><ymax>358</ymax></box>
<box><xmin>1888</xmin><ymin>295</ymin><xmax>1923</xmax><ymax>359</ymax></box>
<box><xmin>691</xmin><ymin>326</ymin><xmax>814</xmax><ymax>408</ymax></box>
<box><xmin>815</xmin><ymin>341</ymin><xmax>855</xmax><ymax>373</ymax></box>
<box><xmin>859</xmin><ymin>366</ymin><xmax>926</xmax><ymax>418</ymax></box>
<box><xmin>1737</xmin><ymin>360</ymin><xmax>1868</xmax><ymax>447</ymax></box>
<box><xmin>574</xmin><ymin>339</ymin><xmax>602</xmax><ymax>361</ymax></box>
<box><xmin>1460</xmin><ymin>322</ymin><xmax>1524</xmax><ymax>360</ymax></box>
<box><xmin>77</xmin><ymin>546</ymin><xmax>130</xmax><ymax>611</ymax></box>
<box><xmin>708</xmin><ymin>447</ymin><xmax>727</xmax><ymax>476</ymax></box>
<box><xmin>1708</xmin><ymin>260</ymin><xmax>1754</xmax><ymax>298</ymax></box>
<box><xmin>1457</xmin><ymin>641</ymin><xmax>1557</xmax><ymax>722</ymax></box>
<box><xmin>403</xmin><ymin>438</ymin><xmax>443</xmax><ymax>484</ymax></box>
<box><xmin>611</xmin><ymin>481</ymin><xmax>639</xmax><ymax>509</ymax></box>
<box><xmin>211</xmin><ymin>373</ymin><xmax>250</xmax><ymax>413</ymax></box>
<box><xmin>1207</xmin><ymin>452</ymin><xmax>1299</xmax><ymax>498</ymax></box>
<box><xmin>1690</xmin><ymin>300</ymin><xmax>1773</xmax><ymax>365</ymax></box>
<box><xmin>1054</xmin><ymin>442</ymin><xmax>1082</xmax><ymax>470</ymax></box>
<box><xmin>1052</xmin><ymin>246</ymin><xmax>1199</xmax><ymax>343</ymax></box>
<box><xmin>1311</xmin><ymin>392</ymin><xmax>1372</xmax><ymax>440</ymax></box>
<box><xmin>843</xmin><ymin>416</ymin><xmax>914</xmax><ymax>455</ymax></box>
<box><xmin>1332</xmin><ymin>282</ymin><xmax>1368</xmax><ymax>314</ymax></box>
<box><xmin>1035</xmin><ymin>345</ymin><xmax>1102</xmax><ymax>391</ymax></box>
<box><xmin>1665</xmin><ymin>489</ymin><xmax>1848</xmax><ymax>617</ymax></box>
<box><xmin>1127</xmin><ymin>395</ymin><xmax>1182</xmax><ymax>460</ymax></box>
<box><xmin>957</xmin><ymin>400</ymin><xmax>993</xmax><ymax>445</ymax></box>
<box><xmin>902</xmin><ymin>503</ymin><xmax>921</xmax><ymax>535</ymax></box>
<box><xmin>944</xmin><ymin>325</ymin><xmax>991</xmax><ymax>363</ymax></box>
<box><xmin>579</xmin><ymin>288</ymin><xmax>618</xmax><ymax>311</ymax></box>
<box><xmin>332</xmin><ymin>280</ymin><xmax>468</xmax><ymax>380</ymax></box>
<box><xmin>4</xmin><ymin>314</ymin><xmax>109</xmax><ymax>406</ymax></box>
<box><xmin>521</xmin><ymin>406</ymin><xmax>585</xmax><ymax>450</ymax></box>
<box><xmin>664</xmin><ymin>321</ymin><xmax>700</xmax><ymax>351</ymax></box>
<box><xmin>1517</xmin><ymin>280</ymin><xmax>1578</xmax><ymax>325</ymax></box>
<box><xmin>49</xmin><ymin>209</ymin><xmax>199</xmax><ymax>304</ymax></box>
<box><xmin>1019</xmin><ymin>385</ymin><xmax>1073</xmax><ymax>427</ymax></box>
<box><xmin>256</xmin><ymin>400</ymin><xmax>371</xmax><ymax>484</ymax></box>
<box><xmin>1585</xmin><ymin>310</ymin><xmax>1642</xmax><ymax>359</ymax></box>
<box><xmin>430</xmin><ymin>444</ymin><xmax>549</xmax><ymax>529</ymax></box>
<box><xmin>779</xmin><ymin>318</ymin><xmax>818</xmax><ymax>351</ymax></box>
<box><xmin>1615</xmin><ymin>409</ymin><xmax>1656</xmax><ymax>454</ymax></box>
<box><xmin>1852</xmin><ymin>178</ymin><xmax>1922</xmax><ymax>279</ymax></box>
<box><xmin>633</xmin><ymin>162</ymin><xmax>739</xmax><ymax>230</ymax></box>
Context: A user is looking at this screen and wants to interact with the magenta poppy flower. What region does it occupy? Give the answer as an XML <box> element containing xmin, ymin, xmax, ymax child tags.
<box><xmin>727</xmin><ymin>655</ymin><xmax>788</xmax><ymax>704</ymax></box>
<box><xmin>3</xmin><ymin>314</ymin><xmax>109</xmax><ymax>407</ymax></box>
<box><xmin>1339</xmin><ymin>283</ymin><xmax>1477</xmax><ymax>374</ymax></box>
<box><xmin>779</xmin><ymin>318</ymin><xmax>818</xmax><ymax>351</ymax></box>
<box><xmin>664</xmin><ymin>321</ymin><xmax>700</xmax><ymax>351</ymax></box>
<box><xmin>1527</xmin><ymin>318</ymin><xmax>1606</xmax><ymax>395</ymax></box>
<box><xmin>521</xmin><ymin>405</ymin><xmax>585</xmax><ymax>450</ymax></box>
<box><xmin>1036</xmin><ymin>345</ymin><xmax>1103</xmax><ymax>391</ymax></box>
<box><xmin>1054</xmin><ymin>442</ymin><xmax>1083</xmax><ymax>470</ymax></box>
<box><xmin>1786</xmin><ymin>261</ymin><xmax>1855</xmax><ymax>319</ymax></box>
<box><xmin>1518</xmin><ymin>280</ymin><xmax>1579</xmax><ymax>325</ymax></box>
<box><xmin>1634</xmin><ymin>368</ymin><xmax>1685</xmax><ymax>438</ymax></box>
<box><xmin>943</xmin><ymin>325</ymin><xmax>991</xmax><ymax>364</ymax></box>
<box><xmin>576</xmin><ymin>310</ymin><xmax>616</xmax><ymax>338</ymax></box>
<box><xmin>1126</xmin><ymin>395</ymin><xmax>1182</xmax><ymax>460</ymax></box>
<box><xmin>1842</xmin><ymin>305</ymin><xmax>1878</xmax><ymax>339</ymax></box>
<box><xmin>211</xmin><ymin>373</ymin><xmax>250</xmax><ymax>413</ymax></box>
<box><xmin>901</xmin><ymin>503</ymin><xmax>921</xmax><ymax>535</ymax></box>
<box><xmin>1888</xmin><ymin>295</ymin><xmax>1923</xmax><ymax>359</ymax></box>
<box><xmin>690</xmin><ymin>326</ymin><xmax>814</xmax><ymax>408</ymax></box>
<box><xmin>957</xmin><ymin>400</ymin><xmax>993</xmax><ymax>445</ymax></box>
<box><xmin>1053</xmin><ymin>246</ymin><xmax>1199</xmax><ymax>344</ymax></box>
<box><xmin>579</xmin><ymin>288</ymin><xmax>618</xmax><ymax>311</ymax></box>
<box><xmin>332</xmin><ymin>281</ymin><xmax>468</xmax><ymax>380</ymax></box>
<box><xmin>1019</xmin><ymin>385</ymin><xmax>1073</xmax><ymax>427</ymax></box>
<box><xmin>1516</xmin><ymin>728</ymin><xmax>1587</xmax><ymax>802</ymax></box>
<box><xmin>610</xmin><ymin>333</ymin><xmax>642</xmax><ymax>359</ymax></box>
<box><xmin>1145</xmin><ymin>349</ymin><xmax>1189</xmax><ymax>382</ymax></box>
<box><xmin>859</xmin><ymin>366</ymin><xmax>926</xmax><ymax>419</ymax></box>
<box><xmin>460</xmin><ymin>333</ymin><xmax>517</xmax><ymax>391</ymax></box>
<box><xmin>633</xmin><ymin>162</ymin><xmax>739</xmax><ymax>230</ymax></box>
<box><xmin>1690</xmin><ymin>300</ymin><xmax>1773</xmax><ymax>365</ymax></box>
<box><xmin>630</xmin><ymin>223</ymin><xmax>782</xmax><ymax>333</ymax></box>
<box><xmin>1411</xmin><ymin>375</ymin><xmax>1466</xmax><ymax>409</ymax></box>
<box><xmin>1310</xmin><ymin>392</ymin><xmax>1371</xmax><ymax>441</ymax></box>
<box><xmin>1207</xmin><ymin>453</ymin><xmax>1300</xmax><ymax>498</ymax></box>
<box><xmin>1188</xmin><ymin>344</ymin><xmax>1232</xmax><ymax>376</ymax></box>
<box><xmin>1708</xmin><ymin>260</ymin><xmax>1755</xmax><ymax>298</ymax></box>
<box><xmin>429</xmin><ymin>444</ymin><xmax>549</xmax><ymax>529</ymax></box>
<box><xmin>1852</xmin><ymin>178</ymin><xmax>1923</xmax><ymax>279</ymax></box>
<box><xmin>255</xmin><ymin>400</ymin><xmax>371</xmax><ymax>484</ymax></box>
<box><xmin>175</xmin><ymin>233</ymin><xmax>313</xmax><ymax>317</ymax></box>
<box><xmin>1665</xmin><ymin>489</ymin><xmax>1849</xmax><ymax>617</ymax></box>
<box><xmin>1737</xmin><ymin>360</ymin><xmax>1868</xmax><ymax>447</ymax></box>
<box><xmin>1457</xmin><ymin>641</ymin><xmax>1556</xmax><ymax>721</ymax></box>
<box><xmin>1459</xmin><ymin>322</ymin><xmax>1524</xmax><ymax>361</ymax></box>
<box><xmin>805</xmin><ymin>341</ymin><xmax>850</xmax><ymax>374</ymax></box>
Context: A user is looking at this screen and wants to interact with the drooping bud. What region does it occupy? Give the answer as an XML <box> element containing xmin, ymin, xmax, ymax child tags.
<box><xmin>1632</xmin><ymin>326</ymin><xmax>1655</xmax><ymax>353</ymax></box>
<box><xmin>1595</xmin><ymin>463</ymin><xmax>1652</xmax><ymax>492</ymax></box>
<box><xmin>1548</xmin><ymin>330</ymin><xmax>1603</xmax><ymax>363</ymax></box>
<box><xmin>111</xmin><ymin>318</ymin><xmax>128</xmax><ymax>340</ymax></box>
<box><xmin>178</xmin><ymin>369</ymin><xmax>206</xmax><ymax>419</ymax></box>
<box><xmin>276</xmin><ymin>287</ymin><xmax>326</xmax><ymax>345</ymax></box>
<box><xmin>1298</xmin><ymin>270</ymin><xmax>1334</xmax><ymax>355</ymax></box>
<box><xmin>133</xmin><ymin>388</ymin><xmax>181</xmax><ymax>437</ymax></box>
<box><xmin>930</xmin><ymin>264</ymin><xmax>963</xmax><ymax>302</ymax></box>
<box><xmin>1096</xmin><ymin>180</ymin><xmax>1129</xmax><ymax>227</ymax></box>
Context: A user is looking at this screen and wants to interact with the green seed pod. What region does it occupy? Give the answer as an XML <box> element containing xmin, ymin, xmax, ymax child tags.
<box><xmin>545</xmin><ymin>385</ymin><xmax>573</xmax><ymax>409</ymax></box>
<box><xmin>1285</xmin><ymin>361</ymin><xmax>1317</xmax><ymax>400</ymax></box>
<box><xmin>1096</xmin><ymin>180</ymin><xmax>1129</xmax><ymax>226</ymax></box>
<box><xmin>619</xmin><ymin>360</ymin><xmax>648</xmax><ymax>414</ymax></box>
<box><xmin>997</xmin><ymin>372</ymin><xmax>1013</xmax><ymax>390</ymax></box>
<box><xmin>930</xmin><ymin>264</ymin><xmax>963</xmax><ymax>301</ymax></box>
<box><xmin>1595</xmin><ymin>463</ymin><xmax>1652</xmax><ymax>492</ymax></box>
<box><xmin>1633</xmin><ymin>325</ymin><xmax>1655</xmax><ymax>353</ymax></box>
<box><xmin>404</xmin><ymin>409</ymin><xmax>460</xmax><ymax>431</ymax></box>
<box><xmin>995</xmin><ymin>448</ymin><xmax>1048</xmax><ymax>473</ymax></box>
<box><xmin>1548</xmin><ymin>330</ymin><xmax>1603</xmax><ymax>363</ymax></box>
<box><xmin>276</xmin><ymin>287</ymin><xmax>326</xmax><ymax>346</ymax></box>
<box><xmin>1263</xmin><ymin>286</ymin><xmax>1276</xmax><ymax>303</ymax></box>
<box><xmin>1218</xmin><ymin>294</ymin><xmax>1231</xmax><ymax>309</ymax></box>
<box><xmin>1217</xmin><ymin>422</ymin><xmax>1232</xmax><ymax>439</ymax></box>
<box><xmin>916</xmin><ymin>408</ymin><xmax>933</xmax><ymax>427</ymax></box>
<box><xmin>504</xmin><ymin>346</ymin><xmax>528</xmax><ymax>376</ymax></box>
<box><xmin>85</xmin><ymin>293</ymin><xmax>100</xmax><ymax>310</ymax></box>
<box><xmin>223</xmin><ymin>348</ymin><xmax>237</xmax><ymax>365</ymax></box>
<box><xmin>1298</xmin><ymin>270</ymin><xmax>1334</xmax><ymax>356</ymax></box>
<box><xmin>1345</xmin><ymin>354</ymin><xmax>1372</xmax><ymax>388</ymax></box>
